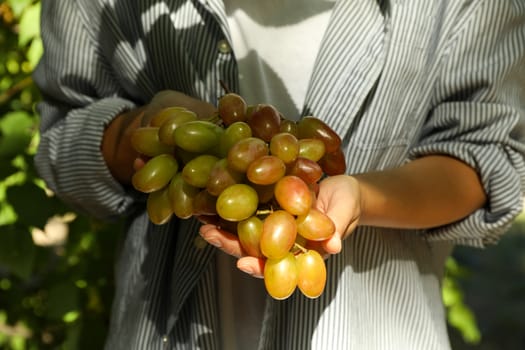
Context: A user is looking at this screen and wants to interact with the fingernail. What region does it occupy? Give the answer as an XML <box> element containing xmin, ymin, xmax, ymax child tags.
<box><xmin>205</xmin><ymin>236</ymin><xmax>222</xmax><ymax>248</ymax></box>
<box><xmin>238</xmin><ymin>264</ymin><xmax>254</xmax><ymax>275</ymax></box>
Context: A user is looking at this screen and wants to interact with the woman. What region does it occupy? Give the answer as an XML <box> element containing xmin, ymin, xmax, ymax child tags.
<box><xmin>33</xmin><ymin>0</ymin><xmax>525</xmax><ymax>349</ymax></box>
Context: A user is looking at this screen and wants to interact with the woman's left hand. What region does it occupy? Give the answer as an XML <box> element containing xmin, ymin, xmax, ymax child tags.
<box><xmin>199</xmin><ymin>175</ymin><xmax>362</xmax><ymax>277</ymax></box>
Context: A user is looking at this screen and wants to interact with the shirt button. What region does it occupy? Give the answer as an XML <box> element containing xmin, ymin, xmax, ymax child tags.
<box><xmin>217</xmin><ymin>39</ymin><xmax>231</xmax><ymax>54</ymax></box>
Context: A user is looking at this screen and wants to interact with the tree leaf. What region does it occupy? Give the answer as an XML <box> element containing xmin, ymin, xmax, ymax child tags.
<box><xmin>26</xmin><ymin>37</ymin><xmax>43</xmax><ymax>69</ymax></box>
<box><xmin>0</xmin><ymin>225</ymin><xmax>36</xmax><ymax>280</ymax></box>
<box><xmin>6</xmin><ymin>182</ymin><xmax>56</xmax><ymax>228</ymax></box>
<box><xmin>45</xmin><ymin>282</ymin><xmax>79</xmax><ymax>319</ymax></box>
<box><xmin>448</xmin><ymin>303</ymin><xmax>481</xmax><ymax>344</ymax></box>
<box><xmin>0</xmin><ymin>111</ymin><xmax>34</xmax><ymax>159</ymax></box>
<box><xmin>62</xmin><ymin>321</ymin><xmax>81</xmax><ymax>350</ymax></box>
<box><xmin>17</xmin><ymin>2</ymin><xmax>41</xmax><ymax>47</ymax></box>
<box><xmin>6</xmin><ymin>0</ymin><xmax>33</xmax><ymax>18</ymax></box>
<box><xmin>0</xmin><ymin>160</ymin><xmax>18</xmax><ymax>179</ymax></box>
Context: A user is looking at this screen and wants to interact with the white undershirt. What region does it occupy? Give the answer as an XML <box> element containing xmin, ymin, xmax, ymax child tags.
<box><xmin>217</xmin><ymin>2</ymin><xmax>334</xmax><ymax>349</ymax></box>
<box><xmin>224</xmin><ymin>0</ymin><xmax>335</xmax><ymax>120</ymax></box>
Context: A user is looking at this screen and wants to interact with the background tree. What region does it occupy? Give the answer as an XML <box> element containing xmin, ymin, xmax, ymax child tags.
<box><xmin>0</xmin><ymin>1</ymin><xmax>121</xmax><ymax>348</ymax></box>
<box><xmin>0</xmin><ymin>1</ymin><xmax>523</xmax><ymax>349</ymax></box>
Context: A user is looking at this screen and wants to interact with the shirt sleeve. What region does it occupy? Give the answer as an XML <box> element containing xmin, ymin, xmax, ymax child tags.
<box><xmin>33</xmin><ymin>0</ymin><xmax>139</xmax><ymax>221</ymax></box>
<box><xmin>409</xmin><ymin>0</ymin><xmax>525</xmax><ymax>247</ymax></box>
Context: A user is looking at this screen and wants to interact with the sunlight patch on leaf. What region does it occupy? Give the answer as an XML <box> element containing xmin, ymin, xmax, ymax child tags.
<box><xmin>17</xmin><ymin>2</ymin><xmax>41</xmax><ymax>47</ymax></box>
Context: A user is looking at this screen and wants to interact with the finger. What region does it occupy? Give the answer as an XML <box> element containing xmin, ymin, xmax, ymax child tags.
<box><xmin>150</xmin><ymin>90</ymin><xmax>216</xmax><ymax>119</ymax></box>
<box><xmin>316</xmin><ymin>178</ymin><xmax>361</xmax><ymax>251</ymax></box>
<box><xmin>133</xmin><ymin>156</ymin><xmax>148</xmax><ymax>171</ymax></box>
<box><xmin>321</xmin><ymin>231</ymin><xmax>343</xmax><ymax>255</ymax></box>
<box><xmin>315</xmin><ymin>202</ymin><xmax>354</xmax><ymax>244</ymax></box>
<box><xmin>199</xmin><ymin>224</ymin><xmax>244</xmax><ymax>258</ymax></box>
<box><xmin>237</xmin><ymin>256</ymin><xmax>265</xmax><ymax>278</ymax></box>
<box><xmin>321</xmin><ymin>216</ymin><xmax>359</xmax><ymax>255</ymax></box>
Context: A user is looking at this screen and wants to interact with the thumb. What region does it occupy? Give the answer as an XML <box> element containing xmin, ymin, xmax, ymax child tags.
<box><xmin>315</xmin><ymin>175</ymin><xmax>361</xmax><ymax>254</ymax></box>
<box><xmin>321</xmin><ymin>231</ymin><xmax>343</xmax><ymax>254</ymax></box>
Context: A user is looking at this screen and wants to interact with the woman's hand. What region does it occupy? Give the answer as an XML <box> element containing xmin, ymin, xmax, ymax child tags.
<box><xmin>199</xmin><ymin>175</ymin><xmax>363</xmax><ymax>277</ymax></box>
<box><xmin>200</xmin><ymin>154</ymin><xmax>487</xmax><ymax>278</ymax></box>
<box><xmin>314</xmin><ymin>175</ymin><xmax>362</xmax><ymax>254</ymax></box>
<box><xmin>140</xmin><ymin>90</ymin><xmax>217</xmax><ymax>126</ymax></box>
<box><xmin>101</xmin><ymin>90</ymin><xmax>216</xmax><ymax>184</ymax></box>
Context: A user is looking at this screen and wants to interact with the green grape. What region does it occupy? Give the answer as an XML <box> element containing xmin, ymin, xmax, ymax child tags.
<box><xmin>286</xmin><ymin>157</ymin><xmax>323</xmax><ymax>184</ymax></box>
<box><xmin>150</xmin><ymin>106</ymin><xmax>189</xmax><ymax>127</ymax></box>
<box><xmin>206</xmin><ymin>158</ymin><xmax>244</xmax><ymax>196</ymax></box>
<box><xmin>216</xmin><ymin>184</ymin><xmax>259</xmax><ymax>221</ymax></box>
<box><xmin>131</xmin><ymin>126</ymin><xmax>174</xmax><ymax>156</ymax></box>
<box><xmin>158</xmin><ymin>109</ymin><xmax>198</xmax><ymax>146</ymax></box>
<box><xmin>218</xmin><ymin>121</ymin><xmax>252</xmax><ymax>157</ymax></box>
<box><xmin>227</xmin><ymin>137</ymin><xmax>269</xmax><ymax>173</ymax></box>
<box><xmin>132</xmin><ymin>154</ymin><xmax>179</xmax><ymax>193</ymax></box>
<box><xmin>319</xmin><ymin>148</ymin><xmax>347</xmax><ymax>176</ymax></box>
<box><xmin>182</xmin><ymin>154</ymin><xmax>219</xmax><ymax>188</ymax></box>
<box><xmin>298</xmin><ymin>138</ymin><xmax>326</xmax><ymax>162</ymax></box>
<box><xmin>237</xmin><ymin>216</ymin><xmax>264</xmax><ymax>258</ymax></box>
<box><xmin>218</xmin><ymin>92</ymin><xmax>247</xmax><ymax>126</ymax></box>
<box><xmin>270</xmin><ymin>132</ymin><xmax>300</xmax><ymax>164</ymax></box>
<box><xmin>296</xmin><ymin>208</ymin><xmax>336</xmax><ymax>241</ymax></box>
<box><xmin>168</xmin><ymin>173</ymin><xmax>200</xmax><ymax>219</ymax></box>
<box><xmin>297</xmin><ymin>116</ymin><xmax>342</xmax><ymax>153</ymax></box>
<box><xmin>246</xmin><ymin>155</ymin><xmax>286</xmax><ymax>185</ymax></box>
<box><xmin>264</xmin><ymin>252</ymin><xmax>298</xmax><ymax>300</ymax></box>
<box><xmin>247</xmin><ymin>104</ymin><xmax>281</xmax><ymax>142</ymax></box>
<box><xmin>260</xmin><ymin>210</ymin><xmax>297</xmax><ymax>260</ymax></box>
<box><xmin>146</xmin><ymin>186</ymin><xmax>173</xmax><ymax>225</ymax></box>
<box><xmin>274</xmin><ymin>175</ymin><xmax>312</xmax><ymax>216</ymax></box>
<box><xmin>296</xmin><ymin>250</ymin><xmax>327</xmax><ymax>299</ymax></box>
<box><xmin>279</xmin><ymin>119</ymin><xmax>299</xmax><ymax>137</ymax></box>
<box><xmin>173</xmin><ymin>120</ymin><xmax>223</xmax><ymax>153</ymax></box>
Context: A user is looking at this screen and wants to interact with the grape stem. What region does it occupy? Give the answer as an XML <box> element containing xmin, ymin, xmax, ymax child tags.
<box><xmin>255</xmin><ymin>209</ymin><xmax>274</xmax><ymax>216</ymax></box>
<box><xmin>219</xmin><ymin>80</ymin><xmax>232</xmax><ymax>94</ymax></box>
<box><xmin>293</xmin><ymin>242</ymin><xmax>308</xmax><ymax>254</ymax></box>
<box><xmin>203</xmin><ymin>112</ymin><xmax>222</xmax><ymax>125</ymax></box>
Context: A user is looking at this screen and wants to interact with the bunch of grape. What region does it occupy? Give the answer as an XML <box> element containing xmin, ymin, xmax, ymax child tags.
<box><xmin>130</xmin><ymin>92</ymin><xmax>346</xmax><ymax>300</ymax></box>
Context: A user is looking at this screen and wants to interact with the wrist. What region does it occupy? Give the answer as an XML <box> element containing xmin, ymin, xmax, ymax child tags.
<box><xmin>101</xmin><ymin>106</ymin><xmax>146</xmax><ymax>184</ymax></box>
<box><xmin>351</xmin><ymin>173</ymin><xmax>387</xmax><ymax>228</ymax></box>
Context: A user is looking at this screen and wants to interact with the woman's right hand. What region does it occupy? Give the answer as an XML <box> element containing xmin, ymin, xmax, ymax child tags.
<box><xmin>101</xmin><ymin>90</ymin><xmax>216</xmax><ymax>185</ymax></box>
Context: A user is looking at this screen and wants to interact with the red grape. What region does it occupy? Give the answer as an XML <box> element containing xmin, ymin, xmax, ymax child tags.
<box><xmin>274</xmin><ymin>176</ymin><xmax>312</xmax><ymax>216</ymax></box>
<box><xmin>297</xmin><ymin>116</ymin><xmax>342</xmax><ymax>153</ymax></box>
<box><xmin>218</xmin><ymin>93</ymin><xmax>247</xmax><ymax>126</ymax></box>
<box><xmin>260</xmin><ymin>210</ymin><xmax>297</xmax><ymax>259</ymax></box>
<box><xmin>246</xmin><ymin>155</ymin><xmax>286</xmax><ymax>185</ymax></box>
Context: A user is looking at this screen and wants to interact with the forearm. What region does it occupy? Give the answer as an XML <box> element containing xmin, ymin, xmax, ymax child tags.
<box><xmin>354</xmin><ymin>155</ymin><xmax>487</xmax><ymax>229</ymax></box>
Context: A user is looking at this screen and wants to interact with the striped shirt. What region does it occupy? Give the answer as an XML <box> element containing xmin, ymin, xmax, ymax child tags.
<box><xmin>33</xmin><ymin>0</ymin><xmax>525</xmax><ymax>349</ymax></box>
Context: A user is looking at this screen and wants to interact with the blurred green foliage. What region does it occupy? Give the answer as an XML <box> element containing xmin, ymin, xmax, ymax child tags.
<box><xmin>0</xmin><ymin>1</ymin><xmax>524</xmax><ymax>349</ymax></box>
<box><xmin>0</xmin><ymin>1</ymin><xmax>121</xmax><ymax>349</ymax></box>
<box><xmin>449</xmin><ymin>215</ymin><xmax>525</xmax><ymax>350</ymax></box>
